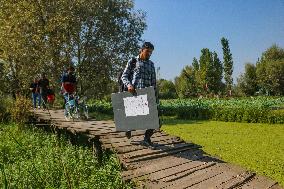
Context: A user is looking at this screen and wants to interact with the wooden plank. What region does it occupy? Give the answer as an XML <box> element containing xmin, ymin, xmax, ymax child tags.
<box><xmin>81</xmin><ymin>122</ymin><xmax>115</xmax><ymax>128</ymax></box>
<box><xmin>155</xmin><ymin>162</ymin><xmax>216</xmax><ymax>184</ymax></box>
<box><xmin>113</xmin><ymin>139</ymin><xmax>185</xmax><ymax>154</ymax></box>
<box><xmin>89</xmin><ymin>121</ymin><xmax>115</xmax><ymax>127</ymax></box>
<box><xmin>269</xmin><ymin>185</ymin><xmax>284</xmax><ymax>189</ymax></box>
<box><xmin>89</xmin><ymin>130</ymin><xmax>116</xmax><ymax>136</ymax></box>
<box><xmin>69</xmin><ymin>124</ymin><xmax>114</xmax><ymax>132</ymax></box>
<box><xmin>103</xmin><ymin>130</ymin><xmax>147</xmax><ymax>138</ymax></box>
<box><xmin>123</xmin><ymin>151</ymin><xmax>206</xmax><ymax>180</ymax></box>
<box><xmin>157</xmin><ymin>164</ymin><xmax>242</xmax><ymax>189</ymax></box>
<box><xmin>123</xmin><ymin>143</ymin><xmax>196</xmax><ymax>160</ymax></box>
<box><xmin>101</xmin><ymin>132</ymin><xmax>170</xmax><ymax>144</ymax></box>
<box><xmin>123</xmin><ymin>148</ymin><xmax>205</xmax><ymax>171</ymax></box>
<box><xmin>121</xmin><ymin>145</ymin><xmax>200</xmax><ymax>167</ymax></box>
<box><xmin>134</xmin><ymin>162</ymin><xmax>217</xmax><ymax>189</ymax></box>
<box><xmin>180</xmin><ymin>172</ymin><xmax>232</xmax><ymax>189</ymax></box>
<box><xmin>132</xmin><ymin>159</ymin><xmax>216</xmax><ymax>183</ymax></box>
<box><xmin>147</xmin><ymin>164</ymin><xmax>221</xmax><ymax>189</ymax></box>
<box><xmin>236</xmin><ymin>175</ymin><xmax>280</xmax><ymax>189</ymax></box>
<box><xmin>87</xmin><ymin>128</ymin><xmax>115</xmax><ymax>133</ymax></box>
<box><xmin>158</xmin><ymin>164</ymin><xmax>225</xmax><ymax>189</ymax></box>
<box><xmin>87</xmin><ymin>127</ymin><xmax>115</xmax><ymax>131</ymax></box>
<box><xmin>214</xmin><ymin>172</ymin><xmax>255</xmax><ymax>189</ymax></box>
<box><xmin>101</xmin><ymin>134</ymin><xmax>181</xmax><ymax>149</ymax></box>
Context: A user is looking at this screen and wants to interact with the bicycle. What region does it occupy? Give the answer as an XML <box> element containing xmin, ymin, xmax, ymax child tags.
<box><xmin>64</xmin><ymin>93</ymin><xmax>89</xmax><ymax>121</ymax></box>
<box><xmin>77</xmin><ymin>95</ymin><xmax>89</xmax><ymax>120</ymax></box>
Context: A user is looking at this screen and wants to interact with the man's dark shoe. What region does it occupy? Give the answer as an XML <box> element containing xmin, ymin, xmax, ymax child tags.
<box><xmin>125</xmin><ymin>130</ymin><xmax>131</xmax><ymax>139</ymax></box>
<box><xmin>141</xmin><ymin>138</ymin><xmax>153</xmax><ymax>147</ymax></box>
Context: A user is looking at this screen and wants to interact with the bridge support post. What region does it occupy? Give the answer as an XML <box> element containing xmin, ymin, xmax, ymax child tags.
<box><xmin>91</xmin><ymin>136</ymin><xmax>103</xmax><ymax>164</ymax></box>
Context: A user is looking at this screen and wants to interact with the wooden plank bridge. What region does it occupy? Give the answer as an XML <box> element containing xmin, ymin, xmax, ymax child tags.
<box><xmin>32</xmin><ymin>109</ymin><xmax>283</xmax><ymax>189</ymax></box>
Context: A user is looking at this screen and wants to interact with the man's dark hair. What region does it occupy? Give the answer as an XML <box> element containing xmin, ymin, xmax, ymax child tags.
<box><xmin>142</xmin><ymin>42</ymin><xmax>154</xmax><ymax>50</ymax></box>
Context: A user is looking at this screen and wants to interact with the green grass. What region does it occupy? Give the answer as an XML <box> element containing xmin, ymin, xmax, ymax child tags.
<box><xmin>0</xmin><ymin>123</ymin><xmax>133</xmax><ymax>188</ymax></box>
<box><xmin>162</xmin><ymin>119</ymin><xmax>284</xmax><ymax>187</ymax></box>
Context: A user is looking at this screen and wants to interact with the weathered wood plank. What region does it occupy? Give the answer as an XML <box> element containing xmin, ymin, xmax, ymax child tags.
<box><xmin>123</xmin><ymin>152</ymin><xmax>206</xmax><ymax>180</ymax></box>
<box><xmin>236</xmin><ymin>175</ymin><xmax>280</xmax><ymax>189</ymax></box>
<box><xmin>123</xmin><ymin>143</ymin><xmax>196</xmax><ymax>160</ymax></box>
<box><xmin>213</xmin><ymin>172</ymin><xmax>255</xmax><ymax>189</ymax></box>
<box><xmin>123</xmin><ymin>148</ymin><xmax>205</xmax><ymax>171</ymax></box>
<box><xmin>120</xmin><ymin>145</ymin><xmax>200</xmax><ymax>169</ymax></box>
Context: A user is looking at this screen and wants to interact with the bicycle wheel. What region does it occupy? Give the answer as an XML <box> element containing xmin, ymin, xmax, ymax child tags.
<box><xmin>65</xmin><ymin>104</ymin><xmax>72</xmax><ymax>121</ymax></box>
<box><xmin>83</xmin><ymin>105</ymin><xmax>89</xmax><ymax>120</ymax></box>
<box><xmin>73</xmin><ymin>107</ymin><xmax>80</xmax><ymax>119</ymax></box>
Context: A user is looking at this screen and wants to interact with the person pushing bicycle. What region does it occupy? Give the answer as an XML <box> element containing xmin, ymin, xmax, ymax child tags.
<box><xmin>61</xmin><ymin>66</ymin><xmax>77</xmax><ymax>118</ymax></box>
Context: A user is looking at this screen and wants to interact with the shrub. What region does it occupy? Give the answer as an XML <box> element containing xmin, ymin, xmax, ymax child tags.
<box><xmin>267</xmin><ymin>110</ymin><xmax>284</xmax><ymax>124</ymax></box>
<box><xmin>88</xmin><ymin>100</ymin><xmax>113</xmax><ymax>114</ymax></box>
<box><xmin>87</xmin><ymin>97</ymin><xmax>284</xmax><ymax>124</ymax></box>
<box><xmin>160</xmin><ymin>97</ymin><xmax>284</xmax><ymax>124</ymax></box>
<box><xmin>0</xmin><ymin>96</ymin><xmax>13</xmax><ymax>122</ymax></box>
<box><xmin>9</xmin><ymin>95</ymin><xmax>32</xmax><ymax>124</ymax></box>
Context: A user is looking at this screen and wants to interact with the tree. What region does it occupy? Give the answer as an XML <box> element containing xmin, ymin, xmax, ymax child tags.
<box><xmin>0</xmin><ymin>0</ymin><xmax>146</xmax><ymax>99</ymax></box>
<box><xmin>256</xmin><ymin>45</ymin><xmax>284</xmax><ymax>95</ymax></box>
<box><xmin>0</xmin><ymin>59</ymin><xmax>6</xmax><ymax>96</ymax></box>
<box><xmin>175</xmin><ymin>66</ymin><xmax>197</xmax><ymax>98</ymax></box>
<box><xmin>209</xmin><ymin>52</ymin><xmax>223</xmax><ymax>94</ymax></box>
<box><xmin>175</xmin><ymin>47</ymin><xmax>224</xmax><ymax>97</ymax></box>
<box><xmin>192</xmin><ymin>57</ymin><xmax>202</xmax><ymax>95</ymax></box>
<box><xmin>237</xmin><ymin>63</ymin><xmax>258</xmax><ymax>96</ymax></box>
<box><xmin>221</xmin><ymin>37</ymin><xmax>234</xmax><ymax>96</ymax></box>
<box><xmin>260</xmin><ymin>44</ymin><xmax>284</xmax><ymax>62</ymax></box>
<box><xmin>199</xmin><ymin>48</ymin><xmax>211</xmax><ymax>94</ymax></box>
<box><xmin>157</xmin><ymin>79</ymin><xmax>177</xmax><ymax>99</ymax></box>
<box><xmin>199</xmin><ymin>48</ymin><xmax>221</xmax><ymax>95</ymax></box>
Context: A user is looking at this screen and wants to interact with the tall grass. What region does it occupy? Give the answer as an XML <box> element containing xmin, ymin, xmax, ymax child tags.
<box><xmin>0</xmin><ymin>123</ymin><xmax>133</xmax><ymax>188</ymax></box>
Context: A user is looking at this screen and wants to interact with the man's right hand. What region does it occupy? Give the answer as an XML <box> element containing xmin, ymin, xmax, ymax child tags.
<box><xmin>127</xmin><ymin>84</ymin><xmax>135</xmax><ymax>93</ymax></box>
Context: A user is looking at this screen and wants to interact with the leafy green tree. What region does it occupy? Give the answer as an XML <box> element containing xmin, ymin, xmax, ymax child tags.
<box><xmin>237</xmin><ymin>63</ymin><xmax>258</xmax><ymax>96</ymax></box>
<box><xmin>199</xmin><ymin>48</ymin><xmax>211</xmax><ymax>94</ymax></box>
<box><xmin>190</xmin><ymin>51</ymin><xmax>223</xmax><ymax>96</ymax></box>
<box><xmin>221</xmin><ymin>37</ymin><xmax>234</xmax><ymax>96</ymax></box>
<box><xmin>256</xmin><ymin>60</ymin><xmax>284</xmax><ymax>95</ymax></box>
<box><xmin>256</xmin><ymin>45</ymin><xmax>284</xmax><ymax>95</ymax></box>
<box><xmin>260</xmin><ymin>44</ymin><xmax>284</xmax><ymax>62</ymax></box>
<box><xmin>157</xmin><ymin>79</ymin><xmax>177</xmax><ymax>99</ymax></box>
<box><xmin>0</xmin><ymin>59</ymin><xmax>5</xmax><ymax>96</ymax></box>
<box><xmin>175</xmin><ymin>66</ymin><xmax>197</xmax><ymax>98</ymax></box>
<box><xmin>209</xmin><ymin>52</ymin><xmax>223</xmax><ymax>94</ymax></box>
<box><xmin>192</xmin><ymin>57</ymin><xmax>199</xmax><ymax>71</ymax></box>
<box><xmin>199</xmin><ymin>48</ymin><xmax>223</xmax><ymax>95</ymax></box>
<box><xmin>192</xmin><ymin>57</ymin><xmax>202</xmax><ymax>95</ymax></box>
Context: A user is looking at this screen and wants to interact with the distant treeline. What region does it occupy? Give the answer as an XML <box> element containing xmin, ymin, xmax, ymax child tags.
<box><xmin>158</xmin><ymin>44</ymin><xmax>284</xmax><ymax>99</ymax></box>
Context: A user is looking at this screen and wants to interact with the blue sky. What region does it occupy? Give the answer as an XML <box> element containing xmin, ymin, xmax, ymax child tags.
<box><xmin>134</xmin><ymin>0</ymin><xmax>284</xmax><ymax>83</ymax></box>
